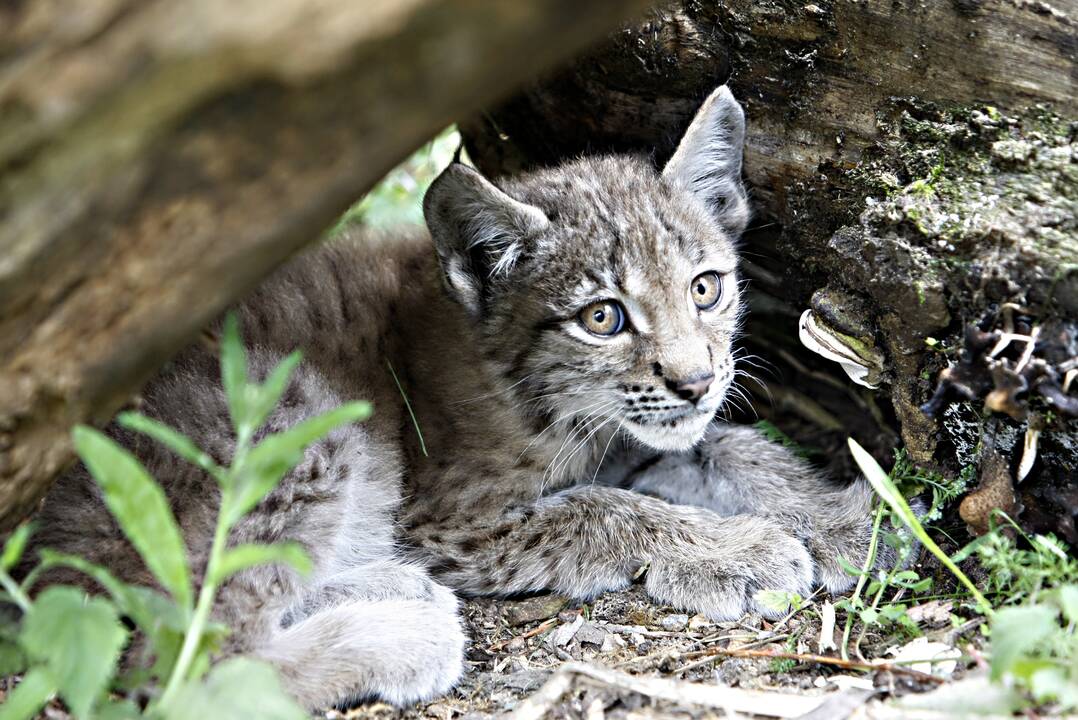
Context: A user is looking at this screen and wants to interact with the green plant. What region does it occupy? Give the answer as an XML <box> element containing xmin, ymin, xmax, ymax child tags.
<box><xmin>850</xmin><ymin>439</ymin><xmax>1078</xmax><ymax>711</ymax></box>
<box><xmin>0</xmin><ymin>315</ymin><xmax>371</xmax><ymax>719</ymax></box>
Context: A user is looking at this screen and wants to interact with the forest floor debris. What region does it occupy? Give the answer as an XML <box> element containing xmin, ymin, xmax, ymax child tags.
<box><xmin>319</xmin><ymin>581</ymin><xmax>995</xmax><ymax>720</ymax></box>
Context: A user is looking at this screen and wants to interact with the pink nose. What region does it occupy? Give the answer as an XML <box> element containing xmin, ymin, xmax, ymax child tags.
<box><xmin>667</xmin><ymin>373</ymin><xmax>714</xmax><ymax>403</ymax></box>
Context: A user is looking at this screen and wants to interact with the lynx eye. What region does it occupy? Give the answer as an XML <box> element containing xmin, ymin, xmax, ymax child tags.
<box><xmin>578</xmin><ymin>300</ymin><xmax>625</xmax><ymax>336</ymax></box>
<box><xmin>691</xmin><ymin>271</ymin><xmax>723</xmax><ymax>310</ymax></box>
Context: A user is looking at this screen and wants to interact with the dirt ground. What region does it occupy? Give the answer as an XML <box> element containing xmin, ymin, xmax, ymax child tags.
<box><xmin>323</xmin><ymin>577</ymin><xmax>992</xmax><ymax>720</ymax></box>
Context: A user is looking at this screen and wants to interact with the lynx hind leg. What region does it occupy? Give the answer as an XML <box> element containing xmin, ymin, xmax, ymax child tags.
<box><xmin>259</xmin><ymin>561</ymin><xmax>465</xmax><ymax>709</ymax></box>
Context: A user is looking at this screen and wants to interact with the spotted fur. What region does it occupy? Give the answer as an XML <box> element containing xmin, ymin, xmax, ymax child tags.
<box><xmin>27</xmin><ymin>86</ymin><xmax>894</xmax><ymax>708</ymax></box>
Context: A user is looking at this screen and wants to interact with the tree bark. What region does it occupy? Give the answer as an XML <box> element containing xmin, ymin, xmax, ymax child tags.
<box><xmin>0</xmin><ymin>0</ymin><xmax>656</xmax><ymax>530</ymax></box>
<box><xmin>460</xmin><ymin>1</ymin><xmax>1078</xmax><ymax>539</ymax></box>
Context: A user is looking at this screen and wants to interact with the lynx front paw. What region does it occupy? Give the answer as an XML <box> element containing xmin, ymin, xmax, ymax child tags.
<box><xmin>645</xmin><ymin>517</ymin><xmax>814</xmax><ymax>620</ymax></box>
<box><xmin>790</xmin><ymin>480</ymin><xmax>924</xmax><ymax>594</ymax></box>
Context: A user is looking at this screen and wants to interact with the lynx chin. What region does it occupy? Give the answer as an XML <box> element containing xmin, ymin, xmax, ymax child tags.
<box><xmin>28</xmin><ymin>86</ymin><xmax>895</xmax><ymax>710</ymax></box>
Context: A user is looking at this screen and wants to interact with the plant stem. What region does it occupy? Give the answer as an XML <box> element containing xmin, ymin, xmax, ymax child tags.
<box><xmin>0</xmin><ymin>569</ymin><xmax>31</xmax><ymax>613</ymax></box>
<box><xmin>156</xmin><ymin>497</ymin><xmax>230</xmax><ymax>709</ymax></box>
<box><xmin>848</xmin><ymin>438</ymin><xmax>994</xmax><ymax>616</ymax></box>
<box><xmin>842</xmin><ymin>504</ymin><xmax>884</xmax><ymax>661</ymax></box>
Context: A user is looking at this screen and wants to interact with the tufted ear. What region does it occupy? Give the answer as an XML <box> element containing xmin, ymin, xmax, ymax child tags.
<box><xmin>424</xmin><ymin>163</ymin><xmax>549</xmax><ymax>316</ymax></box>
<box><xmin>663</xmin><ymin>85</ymin><xmax>751</xmax><ymax>237</ymax></box>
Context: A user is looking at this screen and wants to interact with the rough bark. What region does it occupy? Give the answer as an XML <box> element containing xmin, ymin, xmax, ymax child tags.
<box><xmin>0</xmin><ymin>0</ymin><xmax>656</xmax><ymax>529</ymax></box>
<box><xmin>460</xmin><ymin>1</ymin><xmax>1078</xmax><ymax>539</ymax></box>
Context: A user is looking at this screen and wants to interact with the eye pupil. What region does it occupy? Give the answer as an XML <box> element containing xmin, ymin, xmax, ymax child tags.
<box><xmin>578</xmin><ymin>300</ymin><xmax>625</xmax><ymax>336</ymax></box>
<box><xmin>691</xmin><ymin>272</ymin><xmax>723</xmax><ymax>310</ymax></box>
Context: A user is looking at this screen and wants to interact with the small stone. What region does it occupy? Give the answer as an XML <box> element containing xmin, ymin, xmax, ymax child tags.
<box><xmin>600</xmin><ymin>633</ymin><xmax>624</xmax><ymax>653</ymax></box>
<box><xmin>660</xmin><ymin>614</ymin><xmax>689</xmax><ymax>632</ymax></box>
<box><xmin>687</xmin><ymin>614</ymin><xmax>712</xmax><ymax>631</ymax></box>
<box><xmin>503</xmin><ymin>594</ymin><xmax>569</xmax><ymax>626</ymax></box>
<box><xmin>991</xmin><ymin>139</ymin><xmax>1033</xmax><ymax>163</ymax></box>
<box><xmin>505</xmin><ymin>636</ymin><xmax>527</xmax><ymax>653</ymax></box>
<box><xmin>557</xmin><ymin>608</ymin><xmax>580</xmax><ymax>623</ymax></box>
<box><xmin>501</xmin><ymin>670</ymin><xmax>550</xmax><ymax>692</ymax></box>
<box><xmin>575</xmin><ymin>621</ymin><xmax>607</xmax><ymax>647</ymax></box>
<box><xmin>906</xmin><ymin>599</ymin><xmax>955</xmax><ymax>626</ymax></box>
<box><xmin>549</xmin><ymin>613</ymin><xmax>584</xmax><ymax>647</ymax></box>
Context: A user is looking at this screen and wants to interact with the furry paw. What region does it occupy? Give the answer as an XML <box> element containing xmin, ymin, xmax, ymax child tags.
<box><xmin>644</xmin><ymin>516</ymin><xmax>814</xmax><ymax>620</ymax></box>
<box><xmin>796</xmin><ymin>480</ymin><xmax>923</xmax><ymax>594</ymax></box>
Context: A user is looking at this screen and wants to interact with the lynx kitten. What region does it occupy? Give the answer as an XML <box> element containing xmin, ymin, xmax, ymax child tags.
<box><xmin>30</xmin><ymin>86</ymin><xmax>890</xmax><ymax>709</ymax></box>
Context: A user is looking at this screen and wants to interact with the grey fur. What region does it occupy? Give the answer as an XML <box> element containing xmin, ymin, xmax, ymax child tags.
<box><xmin>27</xmin><ymin>86</ymin><xmax>893</xmax><ymax>708</ymax></box>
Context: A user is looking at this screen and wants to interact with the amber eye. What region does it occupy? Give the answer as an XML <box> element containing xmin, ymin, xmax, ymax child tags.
<box><xmin>691</xmin><ymin>271</ymin><xmax>723</xmax><ymax>310</ymax></box>
<box><xmin>578</xmin><ymin>300</ymin><xmax>625</xmax><ymax>336</ymax></box>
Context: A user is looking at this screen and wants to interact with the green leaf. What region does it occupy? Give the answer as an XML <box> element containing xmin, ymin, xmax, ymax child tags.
<box><xmin>754</xmin><ymin>589</ymin><xmax>795</xmax><ymax>614</ymax></box>
<box><xmin>247</xmin><ymin>351</ymin><xmax>302</xmax><ymax>432</ymax></box>
<box><xmin>1057</xmin><ymin>585</ymin><xmax>1078</xmax><ymax>624</ymax></box>
<box><xmin>213</xmin><ymin>542</ymin><xmax>312</xmax><ymax>584</ymax></box>
<box><xmin>1031</xmin><ymin>666</ymin><xmax>1078</xmax><ymax>709</ymax></box>
<box><xmin>19</xmin><ymin>586</ymin><xmax>128</xmax><ymax>719</ymax></box>
<box><xmin>165</xmin><ymin>657</ymin><xmax>306</xmax><ymax>720</ymax></box>
<box><xmin>72</xmin><ymin>426</ymin><xmax>193</xmax><ymax>611</ymax></box>
<box><xmin>848</xmin><ymin>438</ymin><xmax>993</xmax><ymax>614</ymax></box>
<box><xmin>38</xmin><ymin>550</ymin><xmax>175</xmax><ymax>628</ymax></box>
<box><xmin>0</xmin><ymin>667</ymin><xmax>56</xmax><ymax>720</ymax></box>
<box><xmin>227</xmin><ymin>402</ymin><xmax>371</xmax><ymax>525</ymax></box>
<box><xmin>0</xmin><ymin>638</ymin><xmax>26</xmax><ymax>676</ymax></box>
<box><xmin>96</xmin><ymin>700</ymin><xmax>144</xmax><ymax>720</ymax></box>
<box><xmin>38</xmin><ymin>550</ymin><xmax>192</xmax><ymax>680</ymax></box>
<box><xmin>220</xmin><ymin>314</ymin><xmax>250</xmax><ymax>433</ymax></box>
<box><xmin>1</xmin><ymin>523</ymin><xmax>33</xmax><ymax>571</ymax></box>
<box><xmin>835</xmin><ymin>554</ymin><xmax>867</xmax><ymax>578</ymax></box>
<box><xmin>989</xmin><ymin>604</ymin><xmax>1058</xmax><ymax>681</ymax></box>
<box><xmin>118</xmin><ymin>413</ymin><xmax>221</xmax><ymax>479</ymax></box>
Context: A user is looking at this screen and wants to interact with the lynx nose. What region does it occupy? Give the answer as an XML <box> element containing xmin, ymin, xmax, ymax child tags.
<box><xmin>666</xmin><ymin>373</ymin><xmax>715</xmax><ymax>404</ymax></box>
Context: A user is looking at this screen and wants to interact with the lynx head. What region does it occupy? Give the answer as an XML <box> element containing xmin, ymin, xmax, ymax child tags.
<box><xmin>424</xmin><ymin>86</ymin><xmax>750</xmax><ymax>452</ymax></box>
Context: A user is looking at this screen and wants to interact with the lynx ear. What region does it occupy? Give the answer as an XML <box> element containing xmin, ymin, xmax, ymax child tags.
<box><xmin>663</xmin><ymin>85</ymin><xmax>750</xmax><ymax>237</ymax></box>
<box><xmin>424</xmin><ymin>163</ymin><xmax>549</xmax><ymax>316</ymax></box>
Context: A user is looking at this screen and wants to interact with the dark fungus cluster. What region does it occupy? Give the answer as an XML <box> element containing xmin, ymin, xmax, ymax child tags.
<box><xmin>921</xmin><ymin>306</ymin><xmax>1078</xmax><ymax>423</ymax></box>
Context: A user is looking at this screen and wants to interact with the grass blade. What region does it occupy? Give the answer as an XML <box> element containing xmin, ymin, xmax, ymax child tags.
<box><xmin>848</xmin><ymin>438</ymin><xmax>992</xmax><ymax>615</ymax></box>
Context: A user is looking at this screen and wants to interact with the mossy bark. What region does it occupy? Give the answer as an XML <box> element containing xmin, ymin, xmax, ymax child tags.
<box><xmin>460</xmin><ymin>0</ymin><xmax>1078</xmax><ymax>540</ymax></box>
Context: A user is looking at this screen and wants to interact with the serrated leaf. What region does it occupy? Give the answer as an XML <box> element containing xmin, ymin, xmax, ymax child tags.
<box><xmin>72</xmin><ymin>426</ymin><xmax>192</xmax><ymax>611</ymax></box>
<box><xmin>0</xmin><ymin>667</ymin><xmax>56</xmax><ymax>720</ymax></box>
<box><xmin>165</xmin><ymin>657</ymin><xmax>305</xmax><ymax>720</ymax></box>
<box><xmin>989</xmin><ymin>604</ymin><xmax>1058</xmax><ymax>681</ymax></box>
<box><xmin>20</xmin><ymin>586</ymin><xmax>127</xmax><ymax>719</ymax></box>
<box><xmin>220</xmin><ymin>314</ymin><xmax>250</xmax><ymax>433</ymax></box>
<box><xmin>213</xmin><ymin>542</ymin><xmax>312</xmax><ymax>584</ymax></box>
<box><xmin>227</xmin><ymin>402</ymin><xmax>371</xmax><ymax>525</ymax></box>
<box><xmin>1</xmin><ymin>523</ymin><xmax>33</xmax><ymax>571</ymax></box>
<box><xmin>247</xmin><ymin>352</ymin><xmax>302</xmax><ymax>432</ymax></box>
<box><xmin>118</xmin><ymin>413</ymin><xmax>221</xmax><ymax>479</ymax></box>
